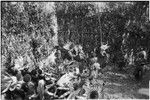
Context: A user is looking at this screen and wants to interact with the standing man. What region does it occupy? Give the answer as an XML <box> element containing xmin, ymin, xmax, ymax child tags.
<box><xmin>91</xmin><ymin>57</ymin><xmax>101</xmax><ymax>80</ymax></box>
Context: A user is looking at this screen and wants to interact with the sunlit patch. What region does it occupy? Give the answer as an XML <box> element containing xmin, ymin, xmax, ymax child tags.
<box><xmin>40</xmin><ymin>49</ymin><xmax>57</xmax><ymax>70</ymax></box>
<box><xmin>138</xmin><ymin>88</ymin><xmax>149</xmax><ymax>97</ymax></box>
<box><xmin>108</xmin><ymin>82</ymin><xmax>122</xmax><ymax>87</ymax></box>
<box><xmin>63</xmin><ymin>42</ymin><xmax>74</xmax><ymax>50</ymax></box>
<box><xmin>106</xmin><ymin>72</ymin><xmax>128</xmax><ymax>79</ymax></box>
<box><xmin>14</xmin><ymin>56</ymin><xmax>24</xmax><ymax>70</ymax></box>
<box><xmin>106</xmin><ymin>93</ymin><xmax>124</xmax><ymax>99</ymax></box>
<box><xmin>11</xmin><ymin>2</ymin><xmax>17</xmax><ymax>5</ymax></box>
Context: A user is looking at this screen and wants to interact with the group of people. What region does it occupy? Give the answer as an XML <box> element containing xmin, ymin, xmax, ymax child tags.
<box><xmin>2</xmin><ymin>41</ymin><xmax>148</xmax><ymax>100</ymax></box>
<box><xmin>2</xmin><ymin>66</ymin><xmax>45</xmax><ymax>100</ymax></box>
<box><xmin>2</xmin><ymin>43</ymin><xmax>104</xmax><ymax>100</ymax></box>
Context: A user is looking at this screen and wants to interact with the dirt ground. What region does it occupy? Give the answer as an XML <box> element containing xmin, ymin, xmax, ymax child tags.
<box><xmin>95</xmin><ymin>65</ymin><xmax>150</xmax><ymax>99</ymax></box>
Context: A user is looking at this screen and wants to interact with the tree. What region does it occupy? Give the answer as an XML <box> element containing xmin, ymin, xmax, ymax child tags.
<box><xmin>1</xmin><ymin>2</ymin><xmax>58</xmax><ymax>67</ymax></box>
<box><xmin>56</xmin><ymin>2</ymin><xmax>101</xmax><ymax>53</ymax></box>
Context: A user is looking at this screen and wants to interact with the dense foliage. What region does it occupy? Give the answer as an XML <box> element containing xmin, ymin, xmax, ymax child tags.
<box><xmin>55</xmin><ymin>2</ymin><xmax>149</xmax><ymax>63</ymax></box>
<box><xmin>1</xmin><ymin>2</ymin><xmax>150</xmax><ymax>100</ymax></box>
<box><xmin>1</xmin><ymin>1</ymin><xmax>150</xmax><ymax>68</ymax></box>
<box><xmin>2</xmin><ymin>2</ymin><xmax>58</xmax><ymax>68</ymax></box>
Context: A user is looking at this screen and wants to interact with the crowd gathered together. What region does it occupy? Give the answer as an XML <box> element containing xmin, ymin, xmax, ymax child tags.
<box><xmin>1</xmin><ymin>42</ymin><xmax>149</xmax><ymax>100</ymax></box>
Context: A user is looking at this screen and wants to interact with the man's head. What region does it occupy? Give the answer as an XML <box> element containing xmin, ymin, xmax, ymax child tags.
<box><xmin>23</xmin><ymin>74</ymin><xmax>31</xmax><ymax>83</ymax></box>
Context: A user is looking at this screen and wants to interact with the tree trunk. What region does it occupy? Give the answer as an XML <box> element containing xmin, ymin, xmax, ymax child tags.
<box><xmin>44</xmin><ymin>2</ymin><xmax>58</xmax><ymax>46</ymax></box>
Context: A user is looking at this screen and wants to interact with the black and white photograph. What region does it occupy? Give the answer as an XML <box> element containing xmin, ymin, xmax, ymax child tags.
<box><xmin>1</xmin><ymin>1</ymin><xmax>150</xmax><ymax>100</ymax></box>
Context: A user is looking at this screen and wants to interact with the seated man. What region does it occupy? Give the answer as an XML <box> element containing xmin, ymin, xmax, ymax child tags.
<box><xmin>45</xmin><ymin>72</ymin><xmax>76</xmax><ymax>99</ymax></box>
<box><xmin>56</xmin><ymin>69</ymin><xmax>79</xmax><ymax>96</ymax></box>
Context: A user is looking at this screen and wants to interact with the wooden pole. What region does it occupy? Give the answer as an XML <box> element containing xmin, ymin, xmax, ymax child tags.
<box><xmin>97</xmin><ymin>5</ymin><xmax>103</xmax><ymax>46</ymax></box>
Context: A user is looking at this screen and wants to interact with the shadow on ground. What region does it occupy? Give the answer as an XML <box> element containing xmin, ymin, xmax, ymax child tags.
<box><xmin>98</xmin><ymin>67</ymin><xmax>150</xmax><ymax>99</ymax></box>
